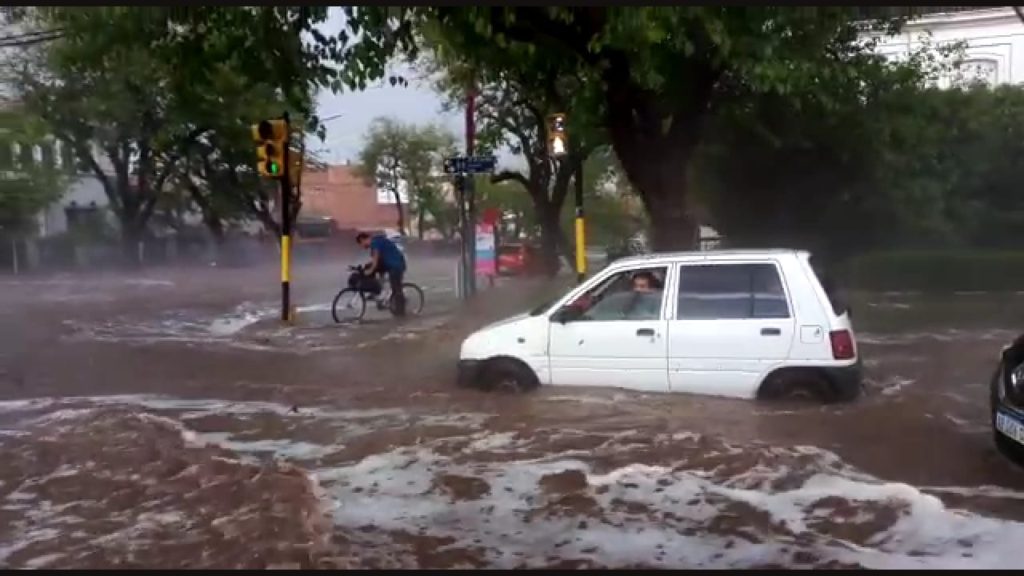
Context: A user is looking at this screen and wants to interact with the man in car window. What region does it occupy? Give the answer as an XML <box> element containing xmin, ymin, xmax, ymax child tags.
<box><xmin>623</xmin><ymin>272</ymin><xmax>662</xmax><ymax>319</ymax></box>
<box><xmin>579</xmin><ymin>271</ymin><xmax>663</xmax><ymax>321</ymax></box>
<box><xmin>631</xmin><ymin>272</ymin><xmax>656</xmax><ymax>294</ymax></box>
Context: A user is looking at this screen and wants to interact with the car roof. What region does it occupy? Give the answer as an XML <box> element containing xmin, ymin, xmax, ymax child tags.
<box><xmin>611</xmin><ymin>248</ymin><xmax>808</xmax><ymax>267</ymax></box>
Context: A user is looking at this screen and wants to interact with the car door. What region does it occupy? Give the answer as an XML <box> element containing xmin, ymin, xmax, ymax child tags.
<box><xmin>548</xmin><ymin>265</ymin><xmax>671</xmax><ymax>392</ymax></box>
<box><xmin>667</xmin><ymin>261</ymin><xmax>796</xmax><ymax>398</ymax></box>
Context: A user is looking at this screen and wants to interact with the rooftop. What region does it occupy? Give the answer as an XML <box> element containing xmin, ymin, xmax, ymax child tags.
<box><xmin>612</xmin><ymin>249</ymin><xmax>809</xmax><ymax>266</ymax></box>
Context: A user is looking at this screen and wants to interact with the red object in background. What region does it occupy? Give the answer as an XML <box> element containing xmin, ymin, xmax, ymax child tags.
<box><xmin>482</xmin><ymin>208</ymin><xmax>501</xmax><ymax>226</ymax></box>
<box><xmin>497</xmin><ymin>242</ymin><xmax>540</xmax><ymax>276</ymax></box>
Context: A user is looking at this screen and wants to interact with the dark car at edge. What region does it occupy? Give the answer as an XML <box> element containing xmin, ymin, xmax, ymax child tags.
<box><xmin>991</xmin><ymin>333</ymin><xmax>1024</xmax><ymax>464</ymax></box>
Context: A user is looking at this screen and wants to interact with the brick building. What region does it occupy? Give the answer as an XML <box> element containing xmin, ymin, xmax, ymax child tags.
<box><xmin>300</xmin><ymin>163</ymin><xmax>404</xmax><ymax>235</ymax></box>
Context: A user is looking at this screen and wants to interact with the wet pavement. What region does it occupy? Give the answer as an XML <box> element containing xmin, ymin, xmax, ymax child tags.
<box><xmin>1</xmin><ymin>258</ymin><xmax>1024</xmax><ymax>568</ymax></box>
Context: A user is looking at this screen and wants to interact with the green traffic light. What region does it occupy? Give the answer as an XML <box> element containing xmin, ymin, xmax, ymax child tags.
<box><xmin>269</xmin><ymin>162</ymin><xmax>280</xmax><ymax>175</ymax></box>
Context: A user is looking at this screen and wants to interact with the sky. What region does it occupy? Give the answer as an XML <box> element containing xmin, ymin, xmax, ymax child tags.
<box><xmin>312</xmin><ymin>8</ymin><xmax>520</xmax><ymax>170</ymax></box>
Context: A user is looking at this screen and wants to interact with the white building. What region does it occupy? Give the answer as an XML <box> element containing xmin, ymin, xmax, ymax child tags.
<box><xmin>872</xmin><ymin>7</ymin><xmax>1024</xmax><ymax>87</ymax></box>
<box><xmin>1</xmin><ymin>10</ymin><xmax>113</xmax><ymax>239</ymax></box>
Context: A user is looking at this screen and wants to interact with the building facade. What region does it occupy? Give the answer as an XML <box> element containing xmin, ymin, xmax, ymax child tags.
<box><xmin>300</xmin><ymin>163</ymin><xmax>403</xmax><ymax>234</ymax></box>
<box><xmin>872</xmin><ymin>7</ymin><xmax>1024</xmax><ymax>87</ymax></box>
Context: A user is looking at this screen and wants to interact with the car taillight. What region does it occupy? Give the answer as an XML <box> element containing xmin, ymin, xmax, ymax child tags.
<box><xmin>830</xmin><ymin>330</ymin><xmax>855</xmax><ymax>360</ymax></box>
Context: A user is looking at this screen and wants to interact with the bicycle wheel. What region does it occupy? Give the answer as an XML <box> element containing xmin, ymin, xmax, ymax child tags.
<box><xmin>390</xmin><ymin>283</ymin><xmax>424</xmax><ymax>316</ymax></box>
<box><xmin>331</xmin><ymin>288</ymin><xmax>367</xmax><ymax>323</ymax></box>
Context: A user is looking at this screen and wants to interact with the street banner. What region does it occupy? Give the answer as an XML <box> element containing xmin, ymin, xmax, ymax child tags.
<box><xmin>475</xmin><ymin>223</ymin><xmax>496</xmax><ymax>277</ymax></box>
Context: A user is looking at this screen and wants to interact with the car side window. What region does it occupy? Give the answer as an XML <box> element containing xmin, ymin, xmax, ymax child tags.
<box><xmin>571</xmin><ymin>266</ymin><xmax>668</xmax><ymax>322</ymax></box>
<box><xmin>676</xmin><ymin>263</ymin><xmax>790</xmax><ymax>320</ymax></box>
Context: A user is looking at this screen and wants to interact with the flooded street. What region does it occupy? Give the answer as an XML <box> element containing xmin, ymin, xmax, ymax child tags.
<box><xmin>2</xmin><ymin>257</ymin><xmax>1024</xmax><ymax>569</ymax></box>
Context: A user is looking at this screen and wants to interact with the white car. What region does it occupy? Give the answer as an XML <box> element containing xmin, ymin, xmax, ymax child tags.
<box><xmin>458</xmin><ymin>249</ymin><xmax>861</xmax><ymax>402</ymax></box>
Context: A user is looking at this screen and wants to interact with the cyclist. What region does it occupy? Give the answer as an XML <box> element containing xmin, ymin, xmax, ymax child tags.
<box><xmin>355</xmin><ymin>231</ymin><xmax>407</xmax><ymax>317</ymax></box>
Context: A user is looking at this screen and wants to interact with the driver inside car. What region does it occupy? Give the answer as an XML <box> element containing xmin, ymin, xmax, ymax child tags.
<box><xmin>573</xmin><ymin>271</ymin><xmax>664</xmax><ymax>321</ymax></box>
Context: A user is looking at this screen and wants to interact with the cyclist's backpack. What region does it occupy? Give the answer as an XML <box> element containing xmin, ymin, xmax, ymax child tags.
<box><xmin>348</xmin><ymin>271</ymin><xmax>382</xmax><ymax>295</ymax></box>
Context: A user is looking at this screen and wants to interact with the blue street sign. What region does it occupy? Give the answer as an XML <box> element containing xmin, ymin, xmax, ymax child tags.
<box><xmin>443</xmin><ymin>155</ymin><xmax>497</xmax><ymax>174</ymax></box>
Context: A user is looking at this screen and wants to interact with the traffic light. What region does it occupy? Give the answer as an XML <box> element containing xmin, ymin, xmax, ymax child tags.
<box><xmin>251</xmin><ymin>119</ymin><xmax>288</xmax><ymax>178</ymax></box>
<box><xmin>547</xmin><ymin>113</ymin><xmax>568</xmax><ymax>158</ymax></box>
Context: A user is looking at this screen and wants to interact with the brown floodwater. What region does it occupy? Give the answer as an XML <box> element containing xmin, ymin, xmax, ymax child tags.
<box><xmin>1</xmin><ymin>258</ymin><xmax>1023</xmax><ymax>568</ymax></box>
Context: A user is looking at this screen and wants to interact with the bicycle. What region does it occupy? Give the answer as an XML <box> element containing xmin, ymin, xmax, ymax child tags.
<box><xmin>331</xmin><ymin>265</ymin><xmax>425</xmax><ymax>323</ymax></box>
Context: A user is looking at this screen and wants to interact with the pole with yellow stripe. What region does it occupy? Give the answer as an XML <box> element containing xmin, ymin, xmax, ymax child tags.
<box><xmin>280</xmin><ymin>112</ymin><xmax>293</xmax><ymax>323</ymax></box>
<box><xmin>574</xmin><ymin>161</ymin><xmax>586</xmax><ymax>284</ymax></box>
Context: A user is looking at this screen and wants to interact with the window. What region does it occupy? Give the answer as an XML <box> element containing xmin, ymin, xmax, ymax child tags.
<box><xmin>60</xmin><ymin>142</ymin><xmax>76</xmax><ymax>172</ymax></box>
<box><xmin>677</xmin><ymin>263</ymin><xmax>790</xmax><ymax>320</ymax></box>
<box><xmin>40</xmin><ymin>142</ymin><xmax>55</xmax><ymax>171</ymax></box>
<box><xmin>568</xmin><ymin>266</ymin><xmax>667</xmax><ymax>322</ymax></box>
<box><xmin>0</xmin><ymin>142</ymin><xmax>12</xmax><ymax>170</ymax></box>
<box><xmin>16</xmin><ymin>142</ymin><xmax>34</xmax><ymax>170</ymax></box>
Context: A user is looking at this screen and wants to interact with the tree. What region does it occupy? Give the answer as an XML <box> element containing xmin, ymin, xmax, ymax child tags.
<box><xmin>357</xmin><ymin>117</ymin><xmax>455</xmax><ymax>238</ymax></box>
<box><xmin>692</xmin><ymin>39</ymin><xmax>963</xmax><ymax>260</ymax></box>
<box><xmin>420</xmin><ymin>22</ymin><xmax>606</xmax><ymax>275</ymax></box>
<box><xmin>336</xmin><ymin>7</ymin><xmax>912</xmax><ymax>250</ymax></box>
<box><xmin>6</xmin><ymin>7</ymin><xmax>326</xmax><ymax>263</ymax></box>
<box><xmin>0</xmin><ymin>109</ymin><xmax>67</xmax><ymax>235</ymax></box>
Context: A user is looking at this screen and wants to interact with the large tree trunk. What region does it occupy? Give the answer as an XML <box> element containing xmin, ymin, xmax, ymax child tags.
<box><xmin>416</xmin><ymin>203</ymin><xmax>426</xmax><ymax>240</ymax></box>
<box><xmin>533</xmin><ymin>198</ymin><xmax>573</xmax><ymax>278</ymax></box>
<box><xmin>392</xmin><ymin>189</ymin><xmax>406</xmax><ymax>236</ymax></box>
<box><xmin>614</xmin><ymin>143</ymin><xmax>699</xmax><ymax>252</ymax></box>
<box><xmin>119</xmin><ymin>218</ymin><xmax>145</xmax><ymax>267</ymax></box>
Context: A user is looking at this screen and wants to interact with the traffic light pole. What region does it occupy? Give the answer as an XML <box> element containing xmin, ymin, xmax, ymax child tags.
<box><xmin>280</xmin><ymin>112</ymin><xmax>293</xmax><ymax>323</ymax></box>
<box><xmin>464</xmin><ymin>85</ymin><xmax>478</xmax><ymax>298</ymax></box>
<box><xmin>575</xmin><ymin>161</ymin><xmax>586</xmax><ymax>284</ymax></box>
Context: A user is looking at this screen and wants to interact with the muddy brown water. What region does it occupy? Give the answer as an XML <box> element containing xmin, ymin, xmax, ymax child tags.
<box><xmin>1</xmin><ymin>260</ymin><xmax>1024</xmax><ymax>568</ymax></box>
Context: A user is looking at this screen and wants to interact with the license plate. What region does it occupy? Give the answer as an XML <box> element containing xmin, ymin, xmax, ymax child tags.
<box><xmin>996</xmin><ymin>410</ymin><xmax>1024</xmax><ymax>446</ymax></box>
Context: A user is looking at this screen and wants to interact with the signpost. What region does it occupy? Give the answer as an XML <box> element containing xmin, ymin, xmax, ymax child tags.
<box><xmin>443</xmin><ymin>155</ymin><xmax>497</xmax><ymax>175</ymax></box>
<box><xmin>445</xmin><ymin>154</ymin><xmax>497</xmax><ymax>300</ymax></box>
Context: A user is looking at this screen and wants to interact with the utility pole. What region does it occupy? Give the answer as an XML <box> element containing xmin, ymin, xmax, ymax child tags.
<box><xmin>251</xmin><ymin>115</ymin><xmax>291</xmax><ymax>323</ymax></box>
<box><xmin>280</xmin><ymin>112</ymin><xmax>293</xmax><ymax>323</ymax></box>
<box><xmin>464</xmin><ymin>84</ymin><xmax>478</xmax><ymax>297</ymax></box>
<box><xmin>546</xmin><ymin>112</ymin><xmax>584</xmax><ymax>282</ymax></box>
<box><xmin>574</xmin><ymin>162</ymin><xmax>586</xmax><ymax>284</ymax></box>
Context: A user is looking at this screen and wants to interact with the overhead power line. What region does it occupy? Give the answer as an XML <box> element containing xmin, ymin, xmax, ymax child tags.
<box><xmin>0</xmin><ymin>28</ymin><xmax>64</xmax><ymax>49</ymax></box>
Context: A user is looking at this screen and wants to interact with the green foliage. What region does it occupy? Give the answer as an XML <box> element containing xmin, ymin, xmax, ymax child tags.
<box><xmin>0</xmin><ymin>110</ymin><xmax>68</xmax><ymax>233</ymax></box>
<box><xmin>694</xmin><ymin>34</ymin><xmax>1024</xmax><ymax>262</ymax></box>
<box><xmin>843</xmin><ymin>250</ymin><xmax>1024</xmax><ymax>293</ymax></box>
<box><xmin>336</xmin><ymin>7</ymin><xmax>912</xmax><ymax>249</ymax></box>
<box><xmin>6</xmin><ymin>7</ymin><xmax>326</xmax><ymax>253</ymax></box>
<box><xmin>357</xmin><ymin>117</ymin><xmax>457</xmax><ymax>238</ymax></box>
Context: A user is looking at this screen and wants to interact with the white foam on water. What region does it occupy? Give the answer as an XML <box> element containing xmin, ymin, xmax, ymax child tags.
<box><xmin>874</xmin><ymin>376</ymin><xmax>916</xmax><ymax>397</ymax></box>
<box><xmin>866</xmin><ymin>302</ymin><xmax>913</xmax><ymax>310</ymax></box>
<box><xmin>207</xmin><ymin>312</ymin><xmax>264</xmax><ymax>336</ymax></box>
<box><xmin>307</xmin><ymin>439</ymin><xmax>1024</xmax><ymax>569</ymax></box>
<box><xmin>124</xmin><ymin>279</ymin><xmax>175</xmax><ymax>287</ymax></box>
<box><xmin>6</xmin><ymin>394</ymin><xmax>1024</xmax><ymax>568</ymax></box>
<box><xmin>192</xmin><ymin>433</ymin><xmax>339</xmax><ymax>461</ymax></box>
<box><xmin>922</xmin><ymin>485</ymin><xmax>1024</xmax><ymax>501</ymax></box>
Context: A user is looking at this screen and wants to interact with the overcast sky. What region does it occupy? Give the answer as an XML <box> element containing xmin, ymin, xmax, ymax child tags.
<box><xmin>312</xmin><ymin>8</ymin><xmax>521</xmax><ymax>170</ymax></box>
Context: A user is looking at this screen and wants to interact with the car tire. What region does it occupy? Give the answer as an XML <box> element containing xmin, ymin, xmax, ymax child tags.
<box><xmin>759</xmin><ymin>370</ymin><xmax>839</xmax><ymax>404</ymax></box>
<box><xmin>480</xmin><ymin>358</ymin><xmax>539</xmax><ymax>394</ymax></box>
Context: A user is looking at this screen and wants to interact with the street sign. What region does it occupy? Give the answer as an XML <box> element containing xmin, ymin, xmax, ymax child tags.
<box><xmin>443</xmin><ymin>155</ymin><xmax>497</xmax><ymax>174</ymax></box>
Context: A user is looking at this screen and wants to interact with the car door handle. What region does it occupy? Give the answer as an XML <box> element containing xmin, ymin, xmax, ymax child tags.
<box><xmin>761</xmin><ymin>327</ymin><xmax>782</xmax><ymax>336</ymax></box>
<box><xmin>636</xmin><ymin>328</ymin><xmax>656</xmax><ymax>337</ymax></box>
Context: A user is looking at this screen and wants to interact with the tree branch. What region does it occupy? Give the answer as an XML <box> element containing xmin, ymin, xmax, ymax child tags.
<box><xmin>491</xmin><ymin>169</ymin><xmax>530</xmax><ymax>189</ymax></box>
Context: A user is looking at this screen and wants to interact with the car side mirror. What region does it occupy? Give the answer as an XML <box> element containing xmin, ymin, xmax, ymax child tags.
<box><xmin>552</xmin><ymin>305</ymin><xmax>584</xmax><ymax>324</ymax></box>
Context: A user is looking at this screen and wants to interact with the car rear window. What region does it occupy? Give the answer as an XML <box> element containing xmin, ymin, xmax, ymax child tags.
<box><xmin>676</xmin><ymin>263</ymin><xmax>791</xmax><ymax>320</ymax></box>
<box><xmin>809</xmin><ymin>256</ymin><xmax>849</xmax><ymax>316</ymax></box>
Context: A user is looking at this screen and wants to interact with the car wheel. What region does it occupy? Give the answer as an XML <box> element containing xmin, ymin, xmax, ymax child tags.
<box><xmin>759</xmin><ymin>370</ymin><xmax>838</xmax><ymax>404</ymax></box>
<box><xmin>480</xmin><ymin>358</ymin><xmax>539</xmax><ymax>394</ymax></box>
